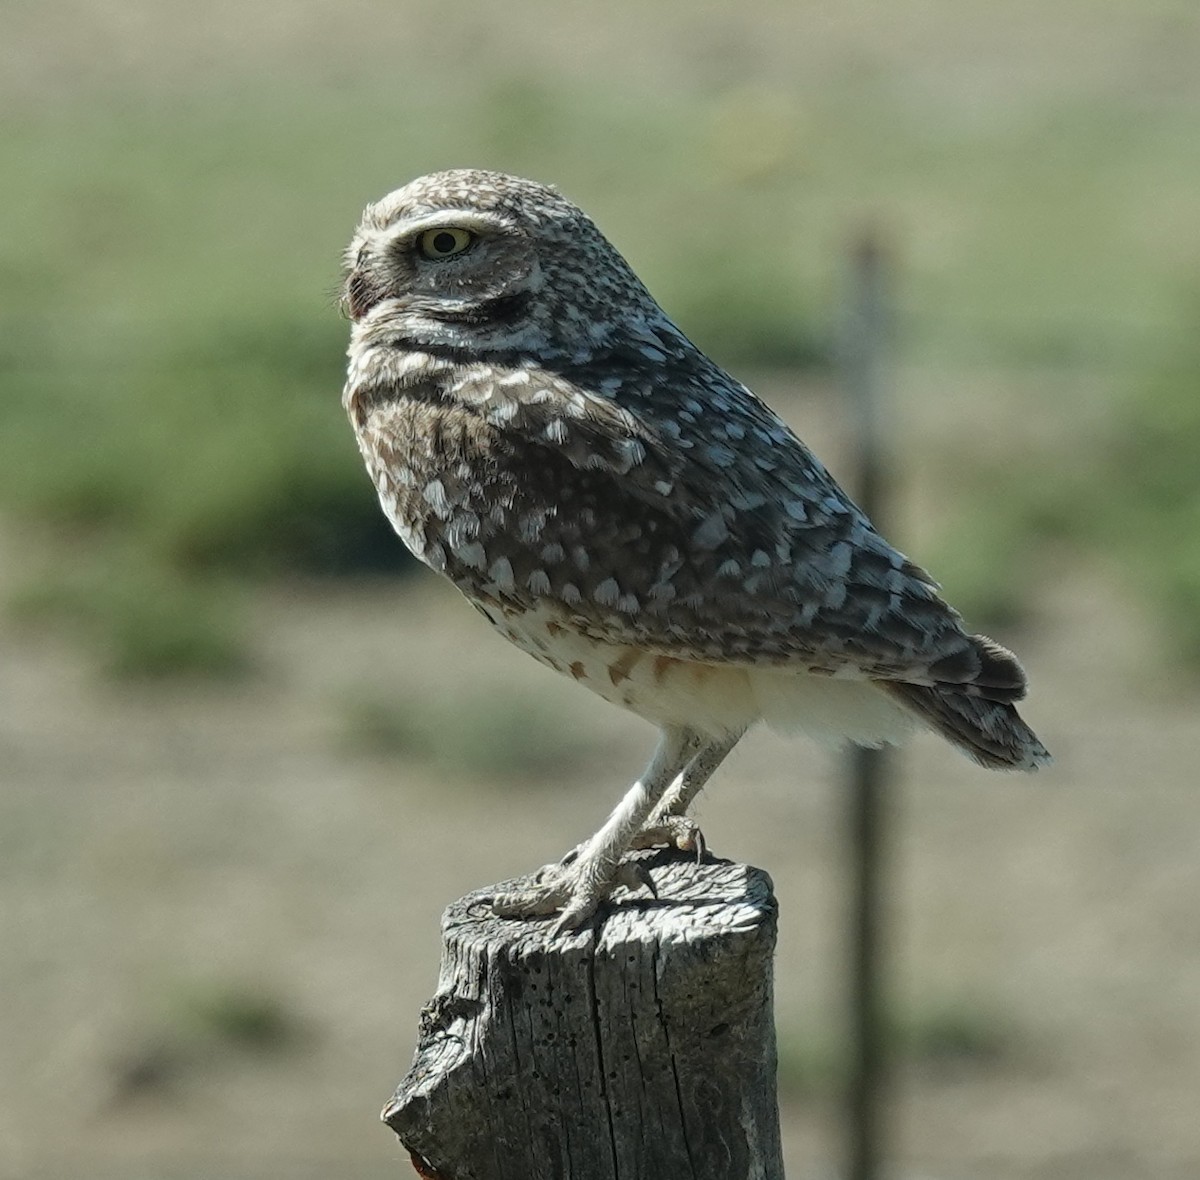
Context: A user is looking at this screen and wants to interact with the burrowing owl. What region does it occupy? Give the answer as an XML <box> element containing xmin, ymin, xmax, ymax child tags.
<box><xmin>341</xmin><ymin>169</ymin><xmax>1050</xmax><ymax>930</ymax></box>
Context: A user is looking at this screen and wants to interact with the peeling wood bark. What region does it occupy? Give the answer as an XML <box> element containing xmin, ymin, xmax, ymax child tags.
<box><xmin>383</xmin><ymin>851</ymin><xmax>783</xmax><ymax>1180</ymax></box>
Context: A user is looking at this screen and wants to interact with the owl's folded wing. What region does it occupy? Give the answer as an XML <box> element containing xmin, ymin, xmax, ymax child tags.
<box><xmin>441</xmin><ymin>365</ymin><xmax>1027</xmax><ymax>703</ymax></box>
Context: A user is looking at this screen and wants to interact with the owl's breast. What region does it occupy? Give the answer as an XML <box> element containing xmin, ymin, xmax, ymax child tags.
<box><xmin>350</xmin><ymin>387</ymin><xmax>518</xmax><ymax>585</ymax></box>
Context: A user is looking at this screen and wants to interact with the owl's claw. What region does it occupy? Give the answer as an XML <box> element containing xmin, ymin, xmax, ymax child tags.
<box><xmin>630</xmin><ymin>814</ymin><xmax>706</xmax><ymax>859</ymax></box>
<box><xmin>490</xmin><ymin>855</ymin><xmax>657</xmax><ymax>931</ymax></box>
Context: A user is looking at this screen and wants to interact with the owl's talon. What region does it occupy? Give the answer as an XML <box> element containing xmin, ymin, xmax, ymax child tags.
<box><xmin>552</xmin><ymin>900</ymin><xmax>599</xmax><ymax>935</ymax></box>
<box><xmin>491</xmin><ymin>852</ymin><xmax>658</xmax><ymax>930</ymax></box>
<box><xmin>615</xmin><ymin>858</ymin><xmax>657</xmax><ymax>899</ymax></box>
<box><xmin>556</xmin><ymin>844</ymin><xmax>586</xmax><ymax>869</ymax></box>
<box><xmin>631</xmin><ymin>814</ymin><xmax>706</xmax><ymax>856</ymax></box>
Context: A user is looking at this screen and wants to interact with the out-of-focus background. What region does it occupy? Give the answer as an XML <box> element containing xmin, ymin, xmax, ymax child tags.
<box><xmin>3</xmin><ymin>2</ymin><xmax>1199</xmax><ymax>1177</ymax></box>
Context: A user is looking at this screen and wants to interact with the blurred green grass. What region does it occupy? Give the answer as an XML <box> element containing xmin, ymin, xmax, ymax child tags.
<box><xmin>108</xmin><ymin>980</ymin><xmax>302</xmax><ymax>1104</ymax></box>
<box><xmin>10</xmin><ymin>560</ymin><xmax>250</xmax><ymax>680</ymax></box>
<box><xmin>930</xmin><ymin>303</ymin><xmax>1200</xmax><ymax>667</ymax></box>
<box><xmin>1089</xmin><ymin>312</ymin><xmax>1200</xmax><ymax>666</ymax></box>
<box><xmin>341</xmin><ymin>688</ymin><xmax>587</xmax><ymax>783</ymax></box>
<box><xmin>3</xmin><ymin>68</ymin><xmax>1199</xmax><ymax>674</ymax></box>
<box><xmin>778</xmin><ymin>993</ymin><xmax>1016</xmax><ymax>1100</ymax></box>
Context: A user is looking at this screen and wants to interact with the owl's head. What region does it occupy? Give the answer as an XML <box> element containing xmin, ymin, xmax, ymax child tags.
<box><xmin>342</xmin><ymin>169</ymin><xmax>662</xmax><ymax>359</ymax></box>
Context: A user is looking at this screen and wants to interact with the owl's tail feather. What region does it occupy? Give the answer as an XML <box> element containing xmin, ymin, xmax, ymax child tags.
<box><xmin>884</xmin><ymin>680</ymin><xmax>1051</xmax><ymax>771</ymax></box>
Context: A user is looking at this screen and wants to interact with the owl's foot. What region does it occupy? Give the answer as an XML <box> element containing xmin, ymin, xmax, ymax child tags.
<box><xmin>490</xmin><ymin>853</ymin><xmax>656</xmax><ymax>932</ymax></box>
<box><xmin>630</xmin><ymin>814</ymin><xmax>706</xmax><ymax>857</ymax></box>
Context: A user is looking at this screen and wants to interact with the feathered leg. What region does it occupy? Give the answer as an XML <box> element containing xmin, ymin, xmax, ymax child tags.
<box><xmin>491</xmin><ymin>726</ymin><xmax>707</xmax><ymax>930</ymax></box>
<box><xmin>632</xmin><ymin>730</ymin><xmax>746</xmax><ymax>854</ymax></box>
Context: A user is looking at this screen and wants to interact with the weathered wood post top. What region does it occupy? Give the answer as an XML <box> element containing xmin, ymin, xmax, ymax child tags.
<box><xmin>384</xmin><ymin>851</ymin><xmax>784</xmax><ymax>1180</ymax></box>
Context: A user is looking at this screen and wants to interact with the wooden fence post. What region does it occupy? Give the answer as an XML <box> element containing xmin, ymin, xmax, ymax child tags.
<box><xmin>383</xmin><ymin>851</ymin><xmax>783</xmax><ymax>1180</ymax></box>
<box><xmin>840</xmin><ymin>228</ymin><xmax>896</xmax><ymax>1180</ymax></box>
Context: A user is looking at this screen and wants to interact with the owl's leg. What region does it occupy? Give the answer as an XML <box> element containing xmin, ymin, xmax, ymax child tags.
<box><xmin>631</xmin><ymin>729</ymin><xmax>745</xmax><ymax>854</ymax></box>
<box><xmin>490</xmin><ymin>726</ymin><xmax>706</xmax><ymax>931</ymax></box>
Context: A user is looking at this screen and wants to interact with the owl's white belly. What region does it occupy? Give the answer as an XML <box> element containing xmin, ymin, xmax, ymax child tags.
<box><xmin>475</xmin><ymin>600</ymin><xmax>916</xmax><ymax>750</ymax></box>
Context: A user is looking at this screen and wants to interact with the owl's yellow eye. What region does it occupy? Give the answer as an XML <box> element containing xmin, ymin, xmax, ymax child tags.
<box><xmin>418</xmin><ymin>227</ymin><xmax>476</xmax><ymax>259</ymax></box>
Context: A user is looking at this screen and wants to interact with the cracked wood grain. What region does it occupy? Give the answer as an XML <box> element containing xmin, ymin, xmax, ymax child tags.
<box><xmin>383</xmin><ymin>851</ymin><xmax>783</xmax><ymax>1180</ymax></box>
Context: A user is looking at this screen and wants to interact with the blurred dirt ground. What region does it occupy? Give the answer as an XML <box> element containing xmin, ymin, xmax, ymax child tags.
<box><xmin>4</xmin><ymin>380</ymin><xmax>1199</xmax><ymax>1180</ymax></box>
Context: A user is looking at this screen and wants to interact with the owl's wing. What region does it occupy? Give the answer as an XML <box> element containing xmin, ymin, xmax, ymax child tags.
<box><xmin>442</xmin><ymin>364</ymin><xmax>1025</xmax><ymax>700</ymax></box>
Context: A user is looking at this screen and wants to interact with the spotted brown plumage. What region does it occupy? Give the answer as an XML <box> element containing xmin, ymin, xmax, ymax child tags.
<box><xmin>341</xmin><ymin>169</ymin><xmax>1050</xmax><ymax>929</ymax></box>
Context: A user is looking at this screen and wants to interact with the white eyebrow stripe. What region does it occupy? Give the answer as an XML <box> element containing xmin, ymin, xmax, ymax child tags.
<box><xmin>372</xmin><ymin>209</ymin><xmax>515</xmax><ymax>245</ymax></box>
